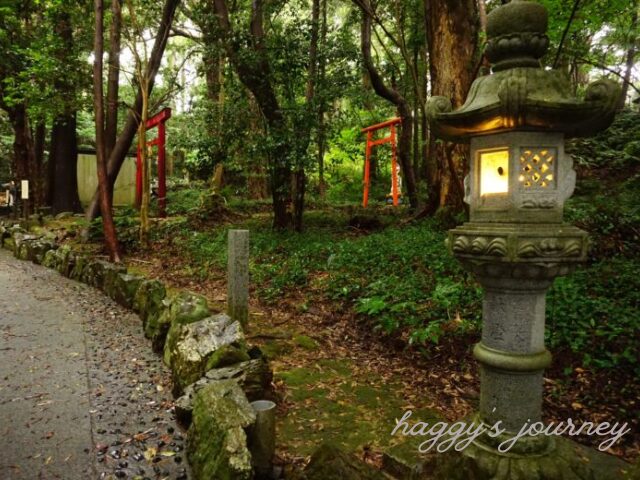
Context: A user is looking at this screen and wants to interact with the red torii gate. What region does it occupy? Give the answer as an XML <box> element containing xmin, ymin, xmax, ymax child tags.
<box><xmin>136</xmin><ymin>107</ymin><xmax>171</xmax><ymax>218</ymax></box>
<box><xmin>361</xmin><ymin>117</ymin><xmax>401</xmax><ymax>208</ymax></box>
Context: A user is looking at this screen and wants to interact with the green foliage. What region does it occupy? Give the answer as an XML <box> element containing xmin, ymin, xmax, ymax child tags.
<box><xmin>565</xmin><ymin>114</ymin><xmax>640</xmax><ymax>260</ymax></box>
<box><xmin>548</xmin><ymin>258</ymin><xmax>640</xmax><ymax>375</ymax></box>
<box><xmin>166</xmin><ymin>210</ymin><xmax>482</xmax><ymax>344</ymax></box>
<box><xmin>159</xmin><ymin>183</ymin><xmax>639</xmax><ymax>373</ymax></box>
<box><xmin>568</xmin><ymin>111</ymin><xmax>640</xmax><ymax>170</ymax></box>
<box><xmin>566</xmin><ymin>181</ymin><xmax>640</xmax><ymax>259</ymax></box>
<box><xmin>166</xmin><ymin>186</ymin><xmax>206</xmax><ymax>216</ymax></box>
<box><xmin>325</xmin><ymin>222</ymin><xmax>482</xmax><ymax>342</ymax></box>
<box><xmin>88</xmin><ymin>207</ymin><xmax>140</xmax><ymax>251</ymax></box>
<box><xmin>0</xmin><ymin>1</ymin><xmax>92</xmax><ymax>121</ymax></box>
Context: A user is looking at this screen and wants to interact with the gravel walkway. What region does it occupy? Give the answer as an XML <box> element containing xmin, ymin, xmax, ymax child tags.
<box><xmin>0</xmin><ymin>248</ymin><xmax>190</xmax><ymax>480</ymax></box>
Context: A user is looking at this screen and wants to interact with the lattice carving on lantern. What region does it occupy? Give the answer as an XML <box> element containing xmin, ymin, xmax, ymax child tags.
<box><xmin>519</xmin><ymin>148</ymin><xmax>557</xmax><ymax>189</ymax></box>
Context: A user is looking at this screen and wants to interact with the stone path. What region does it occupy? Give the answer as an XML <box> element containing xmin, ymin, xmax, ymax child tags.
<box><xmin>0</xmin><ymin>249</ymin><xmax>190</xmax><ymax>480</ymax></box>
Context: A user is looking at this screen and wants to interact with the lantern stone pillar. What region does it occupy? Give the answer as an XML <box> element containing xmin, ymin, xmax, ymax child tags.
<box><xmin>427</xmin><ymin>1</ymin><xmax>627</xmax><ymax>478</ymax></box>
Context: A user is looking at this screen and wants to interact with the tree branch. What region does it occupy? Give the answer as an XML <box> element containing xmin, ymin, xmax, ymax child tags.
<box><xmin>553</xmin><ymin>0</ymin><xmax>581</xmax><ymax>68</ymax></box>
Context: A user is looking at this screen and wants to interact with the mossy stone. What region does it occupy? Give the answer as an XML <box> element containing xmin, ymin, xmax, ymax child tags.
<box><xmin>30</xmin><ymin>239</ymin><xmax>57</xmax><ymax>264</ymax></box>
<box><xmin>82</xmin><ymin>259</ymin><xmax>106</xmax><ymax>288</ymax></box>
<box><xmin>54</xmin><ymin>246</ymin><xmax>74</xmax><ymax>276</ymax></box>
<box><xmin>2</xmin><ymin>237</ymin><xmax>15</xmax><ymax>252</ymax></box>
<box><xmin>101</xmin><ymin>262</ymin><xmax>127</xmax><ymax>298</ymax></box>
<box><xmin>69</xmin><ymin>255</ymin><xmax>88</xmax><ymax>281</ymax></box>
<box><xmin>147</xmin><ymin>291</ymin><xmax>210</xmax><ymax>353</ymax></box>
<box><xmin>163</xmin><ymin>314</ymin><xmax>246</xmax><ymax>396</ymax></box>
<box><xmin>186</xmin><ymin>380</ymin><xmax>255</xmax><ymax>480</ymax></box>
<box><xmin>112</xmin><ymin>273</ymin><xmax>144</xmax><ymax>308</ymax></box>
<box><xmin>42</xmin><ymin>249</ymin><xmax>57</xmax><ymax>269</ymax></box>
<box><xmin>133</xmin><ymin>279</ymin><xmax>166</xmax><ymax>328</ymax></box>
<box><xmin>205</xmin><ymin>344</ymin><xmax>250</xmax><ymax>371</ymax></box>
<box><xmin>175</xmin><ymin>358</ymin><xmax>273</xmax><ymax>427</ymax></box>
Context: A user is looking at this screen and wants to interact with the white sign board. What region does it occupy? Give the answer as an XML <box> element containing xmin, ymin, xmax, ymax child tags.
<box><xmin>21</xmin><ymin>180</ymin><xmax>29</xmax><ymax>200</ymax></box>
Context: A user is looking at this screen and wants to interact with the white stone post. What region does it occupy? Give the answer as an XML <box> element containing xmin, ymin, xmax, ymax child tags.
<box><xmin>227</xmin><ymin>229</ymin><xmax>249</xmax><ymax>327</ymax></box>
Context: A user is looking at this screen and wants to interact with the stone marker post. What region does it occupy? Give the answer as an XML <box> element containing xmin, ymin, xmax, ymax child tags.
<box><xmin>227</xmin><ymin>229</ymin><xmax>249</xmax><ymax>327</ymax></box>
<box><xmin>248</xmin><ymin>400</ymin><xmax>277</xmax><ymax>478</ymax></box>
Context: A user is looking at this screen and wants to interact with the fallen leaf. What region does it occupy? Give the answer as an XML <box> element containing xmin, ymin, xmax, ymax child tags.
<box><xmin>143</xmin><ymin>447</ymin><xmax>157</xmax><ymax>461</ymax></box>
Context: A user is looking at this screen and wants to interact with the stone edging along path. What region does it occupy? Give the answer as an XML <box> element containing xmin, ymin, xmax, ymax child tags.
<box><xmin>0</xmin><ymin>221</ymin><xmax>274</xmax><ymax>480</ymax></box>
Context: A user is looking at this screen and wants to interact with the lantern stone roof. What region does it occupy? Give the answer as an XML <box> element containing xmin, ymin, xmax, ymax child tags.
<box><xmin>428</xmin><ymin>0</ymin><xmax>620</xmax><ymax>141</ymax></box>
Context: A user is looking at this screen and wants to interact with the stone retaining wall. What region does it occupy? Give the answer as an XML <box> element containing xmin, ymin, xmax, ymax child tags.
<box><xmin>0</xmin><ymin>222</ymin><xmax>273</xmax><ymax>480</ymax></box>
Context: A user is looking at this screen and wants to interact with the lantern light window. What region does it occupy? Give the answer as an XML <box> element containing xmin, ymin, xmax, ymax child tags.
<box><xmin>479</xmin><ymin>149</ymin><xmax>509</xmax><ymax>196</ymax></box>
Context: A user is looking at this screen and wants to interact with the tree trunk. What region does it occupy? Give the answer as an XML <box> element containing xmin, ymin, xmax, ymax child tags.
<box><xmin>138</xmin><ymin>90</ymin><xmax>150</xmax><ymax>245</ymax></box>
<box><xmin>419</xmin><ymin>44</ymin><xmax>429</xmax><ymax>180</ymax></box>
<box><xmin>93</xmin><ymin>0</ymin><xmax>121</xmax><ymax>262</ymax></box>
<box><xmin>362</xmin><ymin>72</ymin><xmax>378</xmax><ymax>180</ymax></box>
<box><xmin>424</xmin><ymin>0</ymin><xmax>480</xmax><ymax>213</ymax></box>
<box><xmin>212</xmin><ymin>0</ymin><xmax>292</xmax><ymax>229</ymax></box>
<box><xmin>34</xmin><ymin>121</ymin><xmax>46</xmax><ymax>206</ymax></box>
<box><xmin>199</xmin><ymin>0</ymin><xmax>226</xmax><ymax>174</ymax></box>
<box><xmin>317</xmin><ymin>0</ymin><xmax>328</xmax><ymax>198</ymax></box>
<box><xmin>105</xmin><ymin>0</ymin><xmax>122</xmax><ymax>160</ymax></box>
<box><xmin>292</xmin><ymin>0</ymin><xmax>320</xmax><ymax>232</ymax></box>
<box><xmin>412</xmin><ymin>51</ymin><xmax>420</xmax><ymax>183</ymax></box>
<box><xmin>85</xmin><ymin>0</ymin><xmax>180</xmax><ymax>221</ymax></box>
<box><xmin>359</xmin><ymin>3</ymin><xmax>419</xmax><ymax>211</ymax></box>
<box><xmin>8</xmin><ymin>104</ymin><xmax>37</xmax><ymax>208</ymax></box>
<box><xmin>49</xmin><ymin>114</ymin><xmax>82</xmax><ymax>213</ymax></box>
<box><xmin>45</xmin><ymin>9</ymin><xmax>81</xmax><ymax>213</ymax></box>
<box><xmin>618</xmin><ymin>5</ymin><xmax>638</xmax><ymax>110</ymax></box>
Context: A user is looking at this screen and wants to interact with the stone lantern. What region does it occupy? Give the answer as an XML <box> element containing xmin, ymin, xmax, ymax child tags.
<box><xmin>428</xmin><ymin>1</ymin><xmax>624</xmax><ymax>478</ymax></box>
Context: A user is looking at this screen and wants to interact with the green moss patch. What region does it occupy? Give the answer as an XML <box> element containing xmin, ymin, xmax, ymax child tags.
<box><xmin>275</xmin><ymin>359</ymin><xmax>438</xmax><ymax>457</ymax></box>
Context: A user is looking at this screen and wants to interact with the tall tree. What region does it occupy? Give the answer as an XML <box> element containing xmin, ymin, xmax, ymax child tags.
<box><xmin>316</xmin><ymin>0</ymin><xmax>328</xmax><ymax>198</ymax></box>
<box><xmin>0</xmin><ymin>3</ymin><xmax>40</xmax><ymax>208</ymax></box>
<box><xmin>212</xmin><ymin>0</ymin><xmax>293</xmax><ymax>229</ymax></box>
<box><xmin>105</xmin><ymin>0</ymin><xmax>122</xmax><ymax>160</ymax></box>
<box><xmin>618</xmin><ymin>2</ymin><xmax>638</xmax><ymax>109</ymax></box>
<box><xmin>292</xmin><ymin>0</ymin><xmax>321</xmax><ymax>231</ymax></box>
<box><xmin>357</xmin><ymin>0</ymin><xmax>419</xmax><ymax>211</ymax></box>
<box><xmin>48</xmin><ymin>7</ymin><xmax>82</xmax><ymax>214</ymax></box>
<box><xmin>124</xmin><ymin>0</ymin><xmax>152</xmax><ymax>244</ymax></box>
<box><xmin>85</xmin><ymin>0</ymin><xmax>180</xmax><ymax>221</ymax></box>
<box><xmin>93</xmin><ymin>0</ymin><xmax>121</xmax><ymax>262</ymax></box>
<box><xmin>424</xmin><ymin>0</ymin><xmax>480</xmax><ymax>212</ymax></box>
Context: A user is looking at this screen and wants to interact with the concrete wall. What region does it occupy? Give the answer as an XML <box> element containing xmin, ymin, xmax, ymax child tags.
<box><xmin>77</xmin><ymin>153</ymin><xmax>136</xmax><ymax>207</ymax></box>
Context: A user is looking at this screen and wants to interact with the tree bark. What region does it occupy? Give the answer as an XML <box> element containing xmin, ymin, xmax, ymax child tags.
<box><xmin>317</xmin><ymin>0</ymin><xmax>328</xmax><ymax>198</ymax></box>
<box><xmin>105</xmin><ymin>0</ymin><xmax>122</xmax><ymax>160</ymax></box>
<box><xmin>198</xmin><ymin>0</ymin><xmax>227</xmax><ymax>176</ymax></box>
<box><xmin>49</xmin><ymin>10</ymin><xmax>82</xmax><ymax>214</ymax></box>
<box><xmin>93</xmin><ymin>0</ymin><xmax>121</xmax><ymax>262</ymax></box>
<box><xmin>49</xmin><ymin>115</ymin><xmax>82</xmax><ymax>213</ymax></box>
<box><xmin>85</xmin><ymin>0</ymin><xmax>180</xmax><ymax>221</ymax></box>
<box><xmin>424</xmin><ymin>0</ymin><xmax>480</xmax><ymax>213</ymax></box>
<box><xmin>359</xmin><ymin>2</ymin><xmax>419</xmax><ymax>211</ymax></box>
<box><xmin>8</xmin><ymin>104</ymin><xmax>37</xmax><ymax>208</ymax></box>
<box><xmin>34</xmin><ymin>121</ymin><xmax>46</xmax><ymax>206</ymax></box>
<box><xmin>292</xmin><ymin>0</ymin><xmax>321</xmax><ymax>232</ymax></box>
<box><xmin>362</xmin><ymin>72</ymin><xmax>378</xmax><ymax>180</ymax></box>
